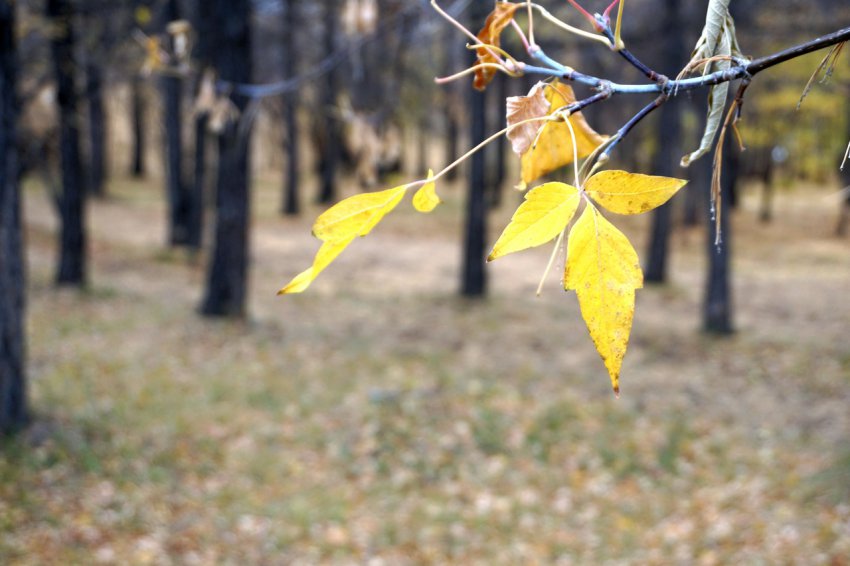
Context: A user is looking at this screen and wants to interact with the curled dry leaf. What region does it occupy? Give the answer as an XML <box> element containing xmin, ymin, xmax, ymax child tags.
<box><xmin>506</xmin><ymin>82</ymin><xmax>551</xmax><ymax>156</ymax></box>
<box><xmin>519</xmin><ymin>81</ymin><xmax>607</xmax><ymax>187</ymax></box>
<box><xmin>473</xmin><ymin>2</ymin><xmax>521</xmax><ymax>91</ymax></box>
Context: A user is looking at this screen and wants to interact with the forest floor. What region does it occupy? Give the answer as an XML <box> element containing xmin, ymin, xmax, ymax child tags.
<box><xmin>2</xmin><ymin>173</ymin><xmax>850</xmax><ymax>564</ymax></box>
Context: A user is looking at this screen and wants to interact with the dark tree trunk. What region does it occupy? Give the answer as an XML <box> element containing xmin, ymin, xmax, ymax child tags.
<box><xmin>489</xmin><ymin>72</ymin><xmax>508</xmax><ymax>208</ymax></box>
<box><xmin>644</xmin><ymin>0</ymin><xmax>684</xmax><ymax>284</ymax></box>
<box><xmin>684</xmin><ymin>147</ymin><xmax>711</xmax><ymax>227</ymax></box>
<box><xmin>703</xmin><ymin>142</ymin><xmax>738</xmax><ymax>335</ymax></box>
<box><xmin>49</xmin><ymin>0</ymin><xmax>87</xmax><ymax>286</ymax></box>
<box><xmin>0</xmin><ymin>0</ymin><xmax>28</xmax><ymax>434</ymax></box>
<box><xmin>130</xmin><ymin>76</ymin><xmax>146</xmax><ymax>177</ymax></box>
<box><xmin>316</xmin><ymin>0</ymin><xmax>339</xmax><ymax>204</ymax></box>
<box><xmin>281</xmin><ymin>0</ymin><xmax>300</xmax><ymax>216</ymax></box>
<box><xmin>189</xmin><ymin>113</ymin><xmax>207</xmax><ymax>249</ymax></box>
<box><xmin>200</xmin><ymin>0</ymin><xmax>252</xmax><ymax>318</ymax></box>
<box><xmin>758</xmin><ymin>149</ymin><xmax>775</xmax><ymax>224</ymax></box>
<box><xmin>187</xmin><ymin>0</ymin><xmax>214</xmax><ymax>250</ymax></box>
<box><xmin>442</xmin><ymin>25</ymin><xmax>460</xmax><ymax>181</ymax></box>
<box><xmin>85</xmin><ymin>60</ymin><xmax>106</xmax><ymax>197</ymax></box>
<box><xmin>461</xmin><ymin>1</ymin><xmax>490</xmax><ymax>298</ymax></box>
<box><xmin>160</xmin><ymin>0</ymin><xmax>190</xmax><ymax>246</ymax></box>
<box><xmin>837</xmin><ymin>93</ymin><xmax>850</xmax><ymax>236</ymax></box>
<box><xmin>417</xmin><ymin>113</ymin><xmax>429</xmax><ymax>176</ymax></box>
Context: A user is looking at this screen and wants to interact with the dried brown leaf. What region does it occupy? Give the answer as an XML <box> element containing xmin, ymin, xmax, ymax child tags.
<box><xmin>473</xmin><ymin>2</ymin><xmax>521</xmax><ymax>91</ymax></box>
<box><xmin>506</xmin><ymin>82</ymin><xmax>551</xmax><ymax>156</ymax></box>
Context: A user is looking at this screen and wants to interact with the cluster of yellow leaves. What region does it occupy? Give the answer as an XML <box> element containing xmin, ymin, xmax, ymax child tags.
<box><xmin>279</xmin><ymin>67</ymin><xmax>687</xmax><ymax>394</ymax></box>
<box><xmin>489</xmin><ymin>171</ymin><xmax>687</xmax><ymax>393</ymax></box>
<box><xmin>278</xmin><ymin>171</ymin><xmax>439</xmax><ymax>295</ymax></box>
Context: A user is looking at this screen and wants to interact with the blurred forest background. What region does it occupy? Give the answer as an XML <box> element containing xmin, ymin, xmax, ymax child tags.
<box><xmin>1</xmin><ymin>0</ymin><xmax>850</xmax><ymax>563</ymax></box>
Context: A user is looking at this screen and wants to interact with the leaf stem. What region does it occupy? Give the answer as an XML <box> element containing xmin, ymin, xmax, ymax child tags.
<box><xmin>537</xmin><ymin>229</ymin><xmax>566</xmax><ymax>296</ymax></box>
<box><xmin>431</xmin><ymin>115</ymin><xmax>556</xmax><ymax>184</ymax></box>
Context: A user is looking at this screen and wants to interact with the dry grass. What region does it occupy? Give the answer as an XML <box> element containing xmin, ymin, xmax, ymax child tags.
<box><xmin>2</xmin><ymin>174</ymin><xmax>849</xmax><ymax>564</ymax></box>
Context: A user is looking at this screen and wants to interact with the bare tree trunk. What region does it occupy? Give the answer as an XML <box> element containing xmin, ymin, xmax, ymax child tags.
<box><xmin>684</xmin><ymin>147</ymin><xmax>710</xmax><ymax>227</ymax></box>
<box><xmin>0</xmin><ymin>0</ymin><xmax>28</xmax><ymax>434</ymax></box>
<box><xmin>316</xmin><ymin>0</ymin><xmax>339</xmax><ymax>204</ymax></box>
<box><xmin>130</xmin><ymin>76</ymin><xmax>146</xmax><ymax>178</ymax></box>
<box><xmin>837</xmin><ymin>92</ymin><xmax>850</xmax><ymax>236</ymax></box>
<box><xmin>704</xmin><ymin>141</ymin><xmax>738</xmax><ymax>335</ymax></box>
<box><xmin>461</xmin><ymin>1</ymin><xmax>489</xmax><ymax>298</ymax></box>
<box><xmin>85</xmin><ymin>60</ymin><xmax>106</xmax><ymax>197</ymax></box>
<box><xmin>160</xmin><ymin>0</ymin><xmax>190</xmax><ymax>246</ymax></box>
<box><xmin>644</xmin><ymin>0</ymin><xmax>684</xmax><ymax>284</ymax></box>
<box><xmin>200</xmin><ymin>0</ymin><xmax>252</xmax><ymax>318</ymax></box>
<box><xmin>758</xmin><ymin>149</ymin><xmax>775</xmax><ymax>224</ymax></box>
<box><xmin>49</xmin><ymin>0</ymin><xmax>87</xmax><ymax>286</ymax></box>
<box><xmin>187</xmin><ymin>0</ymin><xmax>213</xmax><ymax>250</ymax></box>
<box><xmin>489</xmin><ymin>72</ymin><xmax>508</xmax><ymax>208</ymax></box>
<box><xmin>281</xmin><ymin>0</ymin><xmax>300</xmax><ymax>216</ymax></box>
<box><xmin>442</xmin><ymin>25</ymin><xmax>460</xmax><ymax>181</ymax></box>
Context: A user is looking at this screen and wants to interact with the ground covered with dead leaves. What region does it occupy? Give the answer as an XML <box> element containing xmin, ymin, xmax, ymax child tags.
<box><xmin>2</xmin><ymin>176</ymin><xmax>849</xmax><ymax>564</ymax></box>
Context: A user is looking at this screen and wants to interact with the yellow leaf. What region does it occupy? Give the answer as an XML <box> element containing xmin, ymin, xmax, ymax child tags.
<box><xmin>277</xmin><ymin>236</ymin><xmax>356</xmax><ymax>295</ymax></box>
<box><xmin>520</xmin><ymin>81</ymin><xmax>607</xmax><ymax>187</ymax></box>
<box><xmin>565</xmin><ymin>205</ymin><xmax>643</xmax><ymax>394</ymax></box>
<box><xmin>413</xmin><ymin>170</ymin><xmax>440</xmax><ymax>213</ymax></box>
<box><xmin>584</xmin><ymin>170</ymin><xmax>688</xmax><ymax>215</ymax></box>
<box><xmin>488</xmin><ymin>182</ymin><xmax>580</xmax><ymax>261</ymax></box>
<box><xmin>313</xmin><ymin>185</ymin><xmax>407</xmax><ymax>242</ymax></box>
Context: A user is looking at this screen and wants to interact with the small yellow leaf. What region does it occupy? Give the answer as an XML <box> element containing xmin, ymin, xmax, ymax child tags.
<box><xmin>520</xmin><ymin>81</ymin><xmax>607</xmax><ymax>186</ymax></box>
<box><xmin>413</xmin><ymin>170</ymin><xmax>440</xmax><ymax>213</ymax></box>
<box><xmin>489</xmin><ymin>182</ymin><xmax>580</xmax><ymax>261</ymax></box>
<box><xmin>277</xmin><ymin>236</ymin><xmax>356</xmax><ymax>295</ymax></box>
<box><xmin>584</xmin><ymin>170</ymin><xmax>688</xmax><ymax>215</ymax></box>
<box><xmin>313</xmin><ymin>185</ymin><xmax>407</xmax><ymax>242</ymax></box>
<box><xmin>565</xmin><ymin>205</ymin><xmax>643</xmax><ymax>394</ymax></box>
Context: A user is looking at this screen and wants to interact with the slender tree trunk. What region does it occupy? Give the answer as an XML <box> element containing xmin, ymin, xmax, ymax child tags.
<box><xmin>161</xmin><ymin>0</ymin><xmax>190</xmax><ymax>246</ymax></box>
<box><xmin>0</xmin><ymin>0</ymin><xmax>27</xmax><ymax>434</ymax></box>
<box><xmin>200</xmin><ymin>0</ymin><xmax>252</xmax><ymax>318</ymax></box>
<box><xmin>417</xmin><ymin>113</ymin><xmax>429</xmax><ymax>176</ymax></box>
<box><xmin>316</xmin><ymin>0</ymin><xmax>339</xmax><ymax>204</ymax></box>
<box><xmin>461</xmin><ymin>1</ymin><xmax>490</xmax><ymax>298</ymax></box>
<box><xmin>85</xmin><ymin>60</ymin><xmax>106</xmax><ymax>198</ymax></box>
<box><xmin>704</xmin><ymin>142</ymin><xmax>738</xmax><ymax>335</ymax></box>
<box><xmin>442</xmin><ymin>25</ymin><xmax>460</xmax><ymax>181</ymax></box>
<box><xmin>837</xmin><ymin>92</ymin><xmax>850</xmax><ymax>236</ymax></box>
<box><xmin>189</xmin><ymin>113</ymin><xmax>207</xmax><ymax>249</ymax></box>
<box><xmin>130</xmin><ymin>76</ymin><xmax>146</xmax><ymax>177</ymax></box>
<box><xmin>187</xmin><ymin>0</ymin><xmax>213</xmax><ymax>250</ymax></box>
<box><xmin>644</xmin><ymin>0</ymin><xmax>683</xmax><ymax>284</ymax></box>
<box><xmin>489</xmin><ymin>71</ymin><xmax>508</xmax><ymax>208</ymax></box>
<box><xmin>758</xmin><ymin>150</ymin><xmax>775</xmax><ymax>224</ymax></box>
<box><xmin>684</xmin><ymin>148</ymin><xmax>711</xmax><ymax>227</ymax></box>
<box><xmin>282</xmin><ymin>0</ymin><xmax>300</xmax><ymax>216</ymax></box>
<box><xmin>49</xmin><ymin>0</ymin><xmax>86</xmax><ymax>286</ymax></box>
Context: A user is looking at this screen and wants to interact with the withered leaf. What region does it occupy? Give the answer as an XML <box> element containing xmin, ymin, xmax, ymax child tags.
<box><xmin>506</xmin><ymin>82</ymin><xmax>551</xmax><ymax>156</ymax></box>
<box><xmin>473</xmin><ymin>2</ymin><xmax>521</xmax><ymax>91</ymax></box>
